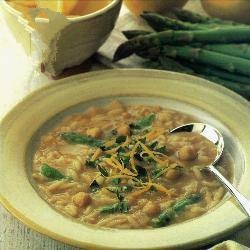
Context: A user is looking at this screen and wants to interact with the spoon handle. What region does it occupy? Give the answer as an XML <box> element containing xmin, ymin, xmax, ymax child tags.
<box><xmin>208</xmin><ymin>165</ymin><xmax>250</xmax><ymax>217</ymax></box>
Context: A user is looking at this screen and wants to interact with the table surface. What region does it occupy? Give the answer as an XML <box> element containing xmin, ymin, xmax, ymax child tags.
<box><xmin>0</xmin><ymin>1</ymin><xmax>249</xmax><ymax>249</ymax></box>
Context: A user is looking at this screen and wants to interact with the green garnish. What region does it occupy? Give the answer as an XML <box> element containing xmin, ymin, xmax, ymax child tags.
<box><xmin>111</xmin><ymin>178</ymin><xmax>121</xmax><ymax>185</ymax></box>
<box><xmin>103</xmin><ymin>154</ymin><xmax>111</xmax><ymax>158</ymax></box>
<box><xmin>151</xmin><ymin>168</ymin><xmax>168</xmax><ymax>179</ymax></box>
<box><xmin>129</xmin><ymin>114</ymin><xmax>155</xmax><ymax>133</ymax></box>
<box><xmin>139</xmin><ymin>137</ymin><xmax>147</xmax><ymax>144</ymax></box>
<box><xmin>155</xmin><ymin>146</ymin><xmax>167</xmax><ymax>154</ymax></box>
<box><xmin>101</xmin><ymin>143</ymin><xmax>119</xmax><ymax>151</ymax></box>
<box><xmin>132</xmin><ymin>113</ymin><xmax>155</xmax><ymax>129</ymax></box>
<box><xmin>90</xmin><ymin>180</ymin><xmax>100</xmax><ymax>192</ymax></box>
<box><xmin>60</xmin><ymin>132</ymin><xmax>103</xmax><ymax>147</ymax></box>
<box><xmin>152</xmin><ymin>193</ymin><xmax>202</xmax><ymax>227</ymax></box>
<box><xmin>100</xmin><ymin>201</ymin><xmax>129</xmax><ymax>214</ymax></box>
<box><xmin>134</xmin><ymin>153</ymin><xmax>143</xmax><ymax>161</ymax></box>
<box><xmin>100</xmin><ymin>172</ymin><xmax>131</xmax><ymax>214</ymax></box>
<box><xmin>117</xmin><ymin>153</ymin><xmax>130</xmax><ymax>168</ymax></box>
<box><xmin>86</xmin><ymin>160</ymin><xmax>96</xmax><ymax>168</ymax></box>
<box><xmin>149</xmin><ymin>140</ymin><xmax>158</xmax><ymax>149</ymax></box>
<box><xmin>117</xmin><ymin>147</ymin><xmax>128</xmax><ymax>153</ymax></box>
<box><xmin>111</xmin><ymin>129</ymin><xmax>118</xmax><ymax>136</ymax></box>
<box><xmin>116</xmin><ymin>135</ymin><xmax>127</xmax><ymax>144</ymax></box>
<box><xmin>136</xmin><ymin>165</ymin><xmax>148</xmax><ymax>182</ymax></box>
<box><xmin>41</xmin><ymin>164</ymin><xmax>65</xmax><ymax>180</ymax></box>
<box><xmin>107</xmin><ymin>185</ymin><xmax>133</xmax><ymax>194</ymax></box>
<box><xmin>143</xmin><ymin>156</ymin><xmax>157</xmax><ymax>166</ymax></box>
<box><xmin>98</xmin><ymin>165</ymin><xmax>109</xmax><ymax>177</ymax></box>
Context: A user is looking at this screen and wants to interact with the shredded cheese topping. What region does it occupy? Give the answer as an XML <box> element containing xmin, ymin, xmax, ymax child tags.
<box><xmin>85</xmin><ymin>114</ymin><xmax>176</xmax><ymax>203</ymax></box>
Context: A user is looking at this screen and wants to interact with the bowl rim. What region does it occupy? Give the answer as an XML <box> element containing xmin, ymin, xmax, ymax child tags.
<box><xmin>0</xmin><ymin>69</ymin><xmax>249</xmax><ymax>249</ymax></box>
<box><xmin>2</xmin><ymin>0</ymin><xmax>121</xmax><ymax>30</ymax></box>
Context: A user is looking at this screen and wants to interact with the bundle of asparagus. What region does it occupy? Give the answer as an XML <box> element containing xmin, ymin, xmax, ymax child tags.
<box><xmin>113</xmin><ymin>9</ymin><xmax>250</xmax><ymax>100</ymax></box>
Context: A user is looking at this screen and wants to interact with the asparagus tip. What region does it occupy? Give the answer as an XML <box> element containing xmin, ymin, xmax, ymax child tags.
<box><xmin>122</xmin><ymin>30</ymin><xmax>130</xmax><ymax>39</ymax></box>
<box><xmin>113</xmin><ymin>41</ymin><xmax>134</xmax><ymax>62</ymax></box>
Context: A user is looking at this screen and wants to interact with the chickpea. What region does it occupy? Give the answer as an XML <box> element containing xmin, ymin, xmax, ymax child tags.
<box><xmin>64</xmin><ymin>204</ymin><xmax>78</xmax><ymax>217</ymax></box>
<box><xmin>117</xmin><ymin>124</ymin><xmax>130</xmax><ymax>136</ymax></box>
<box><xmin>106</xmin><ymin>100</ymin><xmax>125</xmax><ymax>111</ymax></box>
<box><xmin>86</xmin><ymin>127</ymin><xmax>102</xmax><ymax>138</ymax></box>
<box><xmin>95</xmin><ymin>175</ymin><xmax>105</xmax><ymax>185</ymax></box>
<box><xmin>122</xmin><ymin>112</ymin><xmax>131</xmax><ymax>119</ymax></box>
<box><xmin>85</xmin><ymin>107</ymin><xmax>99</xmax><ymax>116</ymax></box>
<box><xmin>143</xmin><ymin>202</ymin><xmax>160</xmax><ymax>216</ymax></box>
<box><xmin>165</xmin><ymin>168</ymin><xmax>182</xmax><ymax>180</ymax></box>
<box><xmin>178</xmin><ymin>146</ymin><xmax>197</xmax><ymax>161</ymax></box>
<box><xmin>72</xmin><ymin>192</ymin><xmax>91</xmax><ymax>208</ymax></box>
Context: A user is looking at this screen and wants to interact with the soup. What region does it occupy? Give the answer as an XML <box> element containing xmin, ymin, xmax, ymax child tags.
<box><xmin>32</xmin><ymin>100</ymin><xmax>232</xmax><ymax>229</ymax></box>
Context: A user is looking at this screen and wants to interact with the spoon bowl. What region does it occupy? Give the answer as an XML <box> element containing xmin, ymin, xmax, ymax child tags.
<box><xmin>170</xmin><ymin>123</ymin><xmax>224</xmax><ymax>165</ymax></box>
<box><xmin>170</xmin><ymin>123</ymin><xmax>250</xmax><ymax>217</ymax></box>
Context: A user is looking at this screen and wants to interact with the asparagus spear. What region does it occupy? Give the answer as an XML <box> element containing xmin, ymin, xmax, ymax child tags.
<box><xmin>190</xmin><ymin>64</ymin><xmax>250</xmax><ymax>85</ymax></box>
<box><xmin>113</xmin><ymin>27</ymin><xmax>250</xmax><ymax>61</ymax></box>
<box><xmin>122</xmin><ymin>34</ymin><xmax>193</xmax><ymax>74</ymax></box>
<box><xmin>41</xmin><ymin>164</ymin><xmax>65</xmax><ymax>180</ymax></box>
<box><xmin>174</xmin><ymin>8</ymin><xmax>215</xmax><ymax>23</ymax></box>
<box><xmin>142</xmin><ymin>56</ymin><xmax>194</xmax><ymax>74</ymax></box>
<box><xmin>122</xmin><ymin>30</ymin><xmax>151</xmax><ymax>39</ymax></box>
<box><xmin>173</xmin><ymin>8</ymin><xmax>242</xmax><ymax>26</ymax></box>
<box><xmin>201</xmin><ymin>75</ymin><xmax>250</xmax><ymax>100</ymax></box>
<box><xmin>131</xmin><ymin>113</ymin><xmax>155</xmax><ymax>129</ymax></box>
<box><xmin>176</xmin><ymin>60</ymin><xmax>250</xmax><ymax>99</ymax></box>
<box><xmin>100</xmin><ymin>201</ymin><xmax>129</xmax><ymax>214</ymax></box>
<box><xmin>60</xmin><ymin>132</ymin><xmax>103</xmax><ymax>147</ymax></box>
<box><xmin>152</xmin><ymin>193</ymin><xmax>202</xmax><ymax>227</ymax></box>
<box><xmin>141</xmin><ymin>12</ymin><xmax>230</xmax><ymax>31</ymax></box>
<box><xmin>139</xmin><ymin>45</ymin><xmax>250</xmax><ymax>76</ymax></box>
<box><xmin>144</xmin><ymin>58</ymin><xmax>250</xmax><ymax>99</ymax></box>
<box><xmin>204</xmin><ymin>44</ymin><xmax>250</xmax><ymax>60</ymax></box>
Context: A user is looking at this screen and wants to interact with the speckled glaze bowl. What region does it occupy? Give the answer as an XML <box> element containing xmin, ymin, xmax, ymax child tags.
<box><xmin>0</xmin><ymin>69</ymin><xmax>249</xmax><ymax>249</ymax></box>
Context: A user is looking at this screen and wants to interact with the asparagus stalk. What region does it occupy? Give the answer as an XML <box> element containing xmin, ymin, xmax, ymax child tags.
<box><xmin>173</xmin><ymin>8</ymin><xmax>242</xmax><ymax>25</ymax></box>
<box><xmin>41</xmin><ymin>164</ymin><xmax>65</xmax><ymax>180</ymax></box>
<box><xmin>204</xmin><ymin>44</ymin><xmax>250</xmax><ymax>60</ymax></box>
<box><xmin>174</xmin><ymin>8</ymin><xmax>215</xmax><ymax>23</ymax></box>
<box><xmin>148</xmin><ymin>57</ymin><xmax>250</xmax><ymax>98</ymax></box>
<box><xmin>122</xmin><ymin>30</ymin><xmax>151</xmax><ymax>39</ymax></box>
<box><xmin>152</xmin><ymin>193</ymin><xmax>202</xmax><ymax>227</ymax></box>
<box><xmin>138</xmin><ymin>45</ymin><xmax>250</xmax><ymax>76</ymax></box>
<box><xmin>113</xmin><ymin>27</ymin><xmax>250</xmax><ymax>61</ymax></box>
<box><xmin>189</xmin><ymin>63</ymin><xmax>250</xmax><ymax>85</ymax></box>
<box><xmin>144</xmin><ymin>58</ymin><xmax>250</xmax><ymax>99</ymax></box>
<box><xmin>141</xmin><ymin>56</ymin><xmax>194</xmax><ymax>74</ymax></box>
<box><xmin>201</xmin><ymin>75</ymin><xmax>250</xmax><ymax>100</ymax></box>
<box><xmin>141</xmin><ymin>12</ymin><xmax>234</xmax><ymax>31</ymax></box>
<box><xmin>60</xmin><ymin>132</ymin><xmax>103</xmax><ymax>147</ymax></box>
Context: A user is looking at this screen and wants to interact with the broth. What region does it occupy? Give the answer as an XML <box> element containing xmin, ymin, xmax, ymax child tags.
<box><xmin>32</xmin><ymin>101</ymin><xmax>232</xmax><ymax>229</ymax></box>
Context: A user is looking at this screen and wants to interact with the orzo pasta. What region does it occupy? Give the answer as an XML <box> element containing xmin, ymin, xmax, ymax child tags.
<box><xmin>32</xmin><ymin>100</ymin><xmax>232</xmax><ymax>229</ymax></box>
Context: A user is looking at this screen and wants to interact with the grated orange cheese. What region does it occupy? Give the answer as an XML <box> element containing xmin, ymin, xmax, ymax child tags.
<box><xmin>127</xmin><ymin>184</ymin><xmax>152</xmax><ymax>200</ymax></box>
<box><xmin>107</xmin><ymin>174</ymin><xmax>133</xmax><ymax>180</ymax></box>
<box><xmin>105</xmin><ymin>157</ymin><xmax>123</xmax><ymax>171</ymax></box>
<box><xmin>91</xmin><ymin>148</ymin><xmax>102</xmax><ymax>161</ymax></box>
<box><xmin>105</xmin><ymin>156</ymin><xmax>137</xmax><ymax>176</ymax></box>
<box><xmin>105</xmin><ymin>146</ymin><xmax>120</xmax><ymax>154</ymax></box>
<box><xmin>104</xmin><ymin>138</ymin><xmax>116</xmax><ymax>147</ymax></box>
<box><xmin>145</xmin><ymin>127</ymin><xmax>165</xmax><ymax>141</ymax></box>
<box><xmin>150</xmin><ymin>183</ymin><xmax>174</xmax><ymax>196</ymax></box>
<box><xmin>139</xmin><ymin>143</ymin><xmax>167</xmax><ymax>166</ymax></box>
<box><xmin>122</xmin><ymin>136</ymin><xmax>130</xmax><ymax>147</ymax></box>
<box><xmin>129</xmin><ymin>141</ymin><xmax>140</xmax><ymax>172</ymax></box>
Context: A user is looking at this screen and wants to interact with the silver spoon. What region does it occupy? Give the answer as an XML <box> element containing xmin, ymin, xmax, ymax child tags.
<box><xmin>170</xmin><ymin>122</ymin><xmax>250</xmax><ymax>216</ymax></box>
